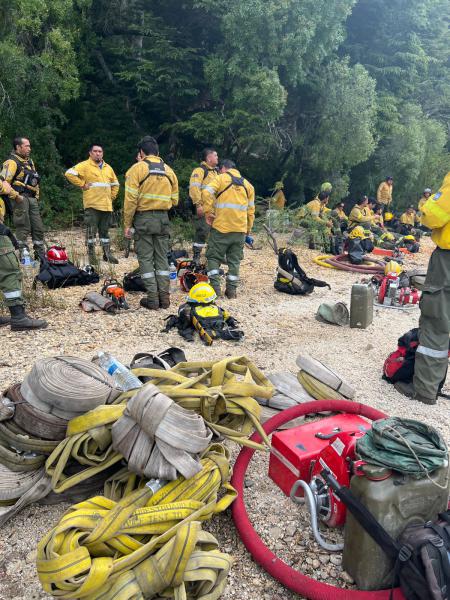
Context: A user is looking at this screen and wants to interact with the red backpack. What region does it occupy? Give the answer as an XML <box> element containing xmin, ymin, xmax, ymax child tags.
<box><xmin>383</xmin><ymin>328</ymin><xmax>419</xmax><ymax>383</ymax></box>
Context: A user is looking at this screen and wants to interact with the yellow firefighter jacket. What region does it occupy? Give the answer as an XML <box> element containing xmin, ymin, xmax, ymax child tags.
<box><xmin>349</xmin><ymin>205</ymin><xmax>373</xmax><ymax>228</ymax></box>
<box><xmin>1</xmin><ymin>154</ymin><xmax>39</xmax><ymax>199</ymax></box>
<box><xmin>334</xmin><ymin>207</ymin><xmax>348</xmax><ymax>221</ymax></box>
<box><xmin>421</xmin><ymin>172</ymin><xmax>450</xmax><ymax>248</ymax></box>
<box><xmin>202</xmin><ymin>168</ymin><xmax>255</xmax><ymax>234</ymax></box>
<box><xmin>400</xmin><ymin>212</ymin><xmax>415</xmax><ymax>226</ymax></box>
<box><xmin>65</xmin><ymin>158</ymin><xmax>119</xmax><ymax>212</ymax></box>
<box><xmin>0</xmin><ymin>198</ymin><xmax>4</xmax><ymax>222</ymax></box>
<box><xmin>377</xmin><ymin>181</ymin><xmax>393</xmax><ymax>205</ymax></box>
<box><xmin>189</xmin><ymin>162</ymin><xmax>218</xmax><ymax>206</ymax></box>
<box><xmin>123</xmin><ymin>155</ymin><xmax>179</xmax><ymax>229</ymax></box>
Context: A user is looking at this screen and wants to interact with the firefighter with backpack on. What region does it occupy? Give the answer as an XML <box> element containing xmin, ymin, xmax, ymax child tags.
<box><xmin>202</xmin><ymin>159</ymin><xmax>255</xmax><ymax>299</ymax></box>
<box><xmin>189</xmin><ymin>148</ymin><xmax>219</xmax><ymax>264</ymax></box>
<box><xmin>123</xmin><ymin>136</ymin><xmax>179</xmax><ymax>310</ymax></box>
<box><xmin>0</xmin><ymin>178</ymin><xmax>47</xmax><ymax>330</ymax></box>
<box><xmin>395</xmin><ymin>170</ymin><xmax>450</xmax><ymax>404</ymax></box>
<box><xmin>1</xmin><ymin>136</ymin><xmax>46</xmax><ymax>259</ymax></box>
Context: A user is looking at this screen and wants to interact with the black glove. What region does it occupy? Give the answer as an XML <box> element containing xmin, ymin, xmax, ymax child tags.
<box><xmin>0</xmin><ymin>222</ymin><xmax>19</xmax><ymax>249</ymax></box>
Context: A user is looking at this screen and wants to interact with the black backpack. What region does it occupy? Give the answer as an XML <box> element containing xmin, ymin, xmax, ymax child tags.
<box><xmin>396</xmin><ymin>513</ymin><xmax>450</xmax><ymax>600</ymax></box>
<box><xmin>322</xmin><ymin>470</ymin><xmax>450</xmax><ymax>600</ymax></box>
<box><xmin>275</xmin><ymin>248</ymin><xmax>330</xmax><ymax>295</ymax></box>
<box><xmin>34</xmin><ymin>259</ymin><xmax>99</xmax><ymax>289</ymax></box>
<box><xmin>123</xmin><ymin>268</ymin><xmax>146</xmax><ymax>292</ymax></box>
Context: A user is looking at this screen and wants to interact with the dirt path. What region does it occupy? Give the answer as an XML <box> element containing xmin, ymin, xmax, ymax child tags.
<box><xmin>0</xmin><ymin>232</ymin><xmax>446</xmax><ymax>600</ymax></box>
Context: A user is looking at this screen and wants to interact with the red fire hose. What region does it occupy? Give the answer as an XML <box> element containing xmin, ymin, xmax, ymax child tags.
<box><xmin>231</xmin><ymin>399</ymin><xmax>405</xmax><ymax>599</ymax></box>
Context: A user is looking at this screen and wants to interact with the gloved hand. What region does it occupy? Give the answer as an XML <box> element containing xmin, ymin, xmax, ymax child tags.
<box><xmin>245</xmin><ymin>234</ymin><xmax>254</xmax><ymax>247</ymax></box>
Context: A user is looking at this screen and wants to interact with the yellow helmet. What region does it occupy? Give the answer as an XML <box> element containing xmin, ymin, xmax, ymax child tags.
<box><xmin>321</xmin><ymin>181</ymin><xmax>333</xmax><ymax>193</ymax></box>
<box><xmin>349</xmin><ymin>226</ymin><xmax>365</xmax><ymax>239</ymax></box>
<box><xmin>384</xmin><ymin>260</ymin><xmax>402</xmax><ymax>276</ymax></box>
<box><xmin>188</xmin><ymin>282</ymin><xmax>217</xmax><ymax>304</ymax></box>
<box><xmin>403</xmin><ymin>235</ymin><xmax>415</xmax><ymax>241</ymax></box>
<box><xmin>384</xmin><ymin>212</ymin><xmax>394</xmax><ymax>222</ymax></box>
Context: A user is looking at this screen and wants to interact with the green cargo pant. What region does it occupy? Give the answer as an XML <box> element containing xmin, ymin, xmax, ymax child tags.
<box><xmin>414</xmin><ymin>247</ymin><xmax>450</xmax><ymax>401</ymax></box>
<box><xmin>12</xmin><ymin>194</ymin><xmax>45</xmax><ymax>252</ymax></box>
<box><xmin>206</xmin><ymin>229</ymin><xmax>245</xmax><ymax>292</ymax></box>
<box><xmin>193</xmin><ymin>213</ymin><xmax>210</xmax><ymax>249</ymax></box>
<box><xmin>133</xmin><ymin>211</ymin><xmax>170</xmax><ymax>298</ymax></box>
<box><xmin>84</xmin><ymin>208</ymin><xmax>112</xmax><ymax>245</ymax></box>
<box><xmin>0</xmin><ymin>235</ymin><xmax>23</xmax><ymax>307</ymax></box>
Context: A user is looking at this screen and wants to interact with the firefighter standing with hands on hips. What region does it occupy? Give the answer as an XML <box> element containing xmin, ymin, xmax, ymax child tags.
<box><xmin>202</xmin><ymin>159</ymin><xmax>255</xmax><ymax>299</ymax></box>
<box><xmin>188</xmin><ymin>148</ymin><xmax>219</xmax><ymax>264</ymax></box>
<box><xmin>0</xmin><ymin>178</ymin><xmax>47</xmax><ymax>331</ymax></box>
<box><xmin>1</xmin><ymin>136</ymin><xmax>46</xmax><ymax>260</ymax></box>
<box><xmin>123</xmin><ymin>136</ymin><xmax>179</xmax><ymax>310</ymax></box>
<box><xmin>65</xmin><ymin>143</ymin><xmax>120</xmax><ymax>264</ymax></box>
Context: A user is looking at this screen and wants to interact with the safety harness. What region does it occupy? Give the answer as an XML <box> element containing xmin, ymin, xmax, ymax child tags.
<box><xmin>216</xmin><ymin>173</ymin><xmax>249</xmax><ymax>199</ymax></box>
<box><xmin>275</xmin><ymin>248</ymin><xmax>330</xmax><ymax>295</ymax></box>
<box><xmin>139</xmin><ymin>158</ymin><xmax>171</xmax><ymax>186</ymax></box>
<box><xmin>164</xmin><ymin>302</ymin><xmax>244</xmax><ymax>345</ymax></box>
<box><xmin>7</xmin><ymin>153</ymin><xmax>40</xmax><ymax>196</ymax></box>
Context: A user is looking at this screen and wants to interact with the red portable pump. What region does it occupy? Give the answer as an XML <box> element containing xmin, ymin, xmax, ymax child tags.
<box><xmin>269</xmin><ymin>414</ymin><xmax>370</xmax><ymax>550</ymax></box>
<box><xmin>372</xmin><ymin>274</ymin><xmax>420</xmax><ymax>307</ymax></box>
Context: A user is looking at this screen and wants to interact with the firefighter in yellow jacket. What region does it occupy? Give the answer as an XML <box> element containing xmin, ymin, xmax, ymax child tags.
<box><xmin>1</xmin><ymin>136</ymin><xmax>45</xmax><ymax>259</ymax></box>
<box><xmin>123</xmin><ymin>136</ymin><xmax>179</xmax><ymax>310</ymax></box>
<box><xmin>202</xmin><ymin>159</ymin><xmax>255</xmax><ymax>299</ymax></box>
<box><xmin>65</xmin><ymin>143</ymin><xmax>120</xmax><ymax>264</ymax></box>
<box><xmin>395</xmin><ymin>171</ymin><xmax>450</xmax><ymax>404</ymax></box>
<box><xmin>377</xmin><ymin>176</ymin><xmax>393</xmax><ymax>206</ymax></box>
<box><xmin>348</xmin><ymin>196</ymin><xmax>373</xmax><ymax>230</ymax></box>
<box><xmin>189</xmin><ymin>148</ymin><xmax>219</xmax><ymax>263</ymax></box>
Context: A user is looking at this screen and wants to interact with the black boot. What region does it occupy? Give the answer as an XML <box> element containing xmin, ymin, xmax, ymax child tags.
<box><xmin>192</xmin><ymin>245</ymin><xmax>202</xmax><ymax>265</ymax></box>
<box><xmin>159</xmin><ymin>293</ymin><xmax>170</xmax><ymax>309</ymax></box>
<box><xmin>9</xmin><ymin>305</ymin><xmax>48</xmax><ymax>331</ymax></box>
<box><xmin>225</xmin><ymin>286</ymin><xmax>237</xmax><ymax>299</ymax></box>
<box><xmin>0</xmin><ymin>315</ymin><xmax>10</xmax><ymax>327</ymax></box>
<box><xmin>102</xmin><ymin>243</ymin><xmax>119</xmax><ymax>264</ymax></box>
<box><xmin>394</xmin><ymin>381</ymin><xmax>436</xmax><ymax>405</ymax></box>
<box><xmin>87</xmin><ymin>243</ymin><xmax>97</xmax><ymax>265</ymax></box>
<box><xmin>140</xmin><ymin>296</ymin><xmax>159</xmax><ymax>310</ymax></box>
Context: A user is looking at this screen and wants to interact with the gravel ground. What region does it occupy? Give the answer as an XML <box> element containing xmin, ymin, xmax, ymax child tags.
<box><xmin>0</xmin><ymin>230</ymin><xmax>447</xmax><ymax>600</ymax></box>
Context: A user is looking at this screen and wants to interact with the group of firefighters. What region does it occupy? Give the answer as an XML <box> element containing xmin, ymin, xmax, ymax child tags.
<box><xmin>299</xmin><ymin>176</ymin><xmax>430</xmax><ymax>248</ymax></box>
<box><xmin>1</xmin><ymin>135</ymin><xmax>450</xmax><ymax>409</ymax></box>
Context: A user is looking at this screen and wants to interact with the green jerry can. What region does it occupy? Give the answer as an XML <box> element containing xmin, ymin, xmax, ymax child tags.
<box><xmin>350</xmin><ymin>283</ymin><xmax>374</xmax><ymax>329</ymax></box>
<box><xmin>342</xmin><ymin>462</ymin><xmax>450</xmax><ymax>590</ymax></box>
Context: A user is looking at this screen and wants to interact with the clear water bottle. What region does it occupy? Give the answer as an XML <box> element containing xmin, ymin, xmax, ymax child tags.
<box><xmin>21</xmin><ymin>248</ymin><xmax>33</xmax><ymax>268</ymax></box>
<box><xmin>97</xmin><ymin>351</ymin><xmax>143</xmax><ymax>391</ymax></box>
<box><xmin>169</xmin><ymin>262</ymin><xmax>177</xmax><ymax>293</ymax></box>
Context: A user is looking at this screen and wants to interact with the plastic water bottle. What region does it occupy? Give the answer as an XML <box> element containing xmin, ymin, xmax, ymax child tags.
<box><xmin>169</xmin><ymin>262</ymin><xmax>177</xmax><ymax>293</ymax></box>
<box><xmin>21</xmin><ymin>248</ymin><xmax>33</xmax><ymax>268</ymax></box>
<box><xmin>97</xmin><ymin>351</ymin><xmax>143</xmax><ymax>391</ymax></box>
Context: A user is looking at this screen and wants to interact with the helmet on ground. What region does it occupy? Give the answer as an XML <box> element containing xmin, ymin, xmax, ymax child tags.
<box><xmin>349</xmin><ymin>226</ymin><xmax>365</xmax><ymax>239</ymax></box>
<box><xmin>384</xmin><ymin>260</ymin><xmax>402</xmax><ymax>276</ymax></box>
<box><xmin>403</xmin><ymin>235</ymin><xmax>415</xmax><ymax>242</ymax></box>
<box><xmin>321</xmin><ymin>181</ymin><xmax>333</xmax><ymax>193</ymax></box>
<box><xmin>384</xmin><ymin>212</ymin><xmax>394</xmax><ymax>222</ymax></box>
<box><xmin>188</xmin><ymin>282</ymin><xmax>217</xmax><ymax>304</ymax></box>
<box><xmin>47</xmin><ymin>245</ymin><xmax>68</xmax><ymax>265</ymax></box>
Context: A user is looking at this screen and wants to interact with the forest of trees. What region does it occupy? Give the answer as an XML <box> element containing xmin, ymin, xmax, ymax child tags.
<box><xmin>0</xmin><ymin>0</ymin><xmax>449</xmax><ymax>223</ymax></box>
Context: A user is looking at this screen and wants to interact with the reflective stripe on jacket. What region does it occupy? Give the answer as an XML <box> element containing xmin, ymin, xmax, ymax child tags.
<box><xmin>123</xmin><ymin>154</ymin><xmax>178</xmax><ymax>228</ymax></box>
<box><xmin>65</xmin><ymin>158</ymin><xmax>119</xmax><ymax>212</ymax></box>
<box><xmin>202</xmin><ymin>168</ymin><xmax>255</xmax><ymax>234</ymax></box>
<box><xmin>189</xmin><ymin>162</ymin><xmax>218</xmax><ymax>206</ymax></box>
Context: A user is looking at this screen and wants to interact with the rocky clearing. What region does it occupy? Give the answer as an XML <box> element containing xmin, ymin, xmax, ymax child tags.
<box><xmin>0</xmin><ymin>230</ymin><xmax>447</xmax><ymax>600</ymax></box>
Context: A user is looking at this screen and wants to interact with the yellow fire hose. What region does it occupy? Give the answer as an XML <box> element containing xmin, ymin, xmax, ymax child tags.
<box><xmin>37</xmin><ymin>445</ymin><xmax>235</xmax><ymax>599</ymax></box>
